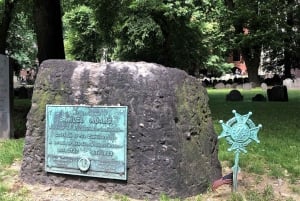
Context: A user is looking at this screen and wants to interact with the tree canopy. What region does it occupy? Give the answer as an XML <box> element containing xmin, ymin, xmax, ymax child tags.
<box><xmin>0</xmin><ymin>0</ymin><xmax>299</xmax><ymax>83</ymax></box>
<box><xmin>222</xmin><ymin>0</ymin><xmax>300</xmax><ymax>82</ymax></box>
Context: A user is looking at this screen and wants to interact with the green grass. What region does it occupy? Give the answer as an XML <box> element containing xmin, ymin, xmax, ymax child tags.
<box><xmin>225</xmin><ymin>185</ymin><xmax>296</xmax><ymax>201</ymax></box>
<box><xmin>208</xmin><ymin>88</ymin><xmax>300</xmax><ymax>179</ymax></box>
<box><xmin>0</xmin><ymin>139</ymin><xmax>25</xmax><ymax>198</ymax></box>
<box><xmin>0</xmin><ymin>139</ymin><xmax>24</xmax><ymax>167</ymax></box>
<box><xmin>159</xmin><ymin>193</ymin><xmax>181</xmax><ymax>201</ymax></box>
<box><xmin>114</xmin><ymin>194</ymin><xmax>131</xmax><ymax>201</ymax></box>
<box><xmin>0</xmin><ymin>139</ymin><xmax>26</xmax><ymax>200</ymax></box>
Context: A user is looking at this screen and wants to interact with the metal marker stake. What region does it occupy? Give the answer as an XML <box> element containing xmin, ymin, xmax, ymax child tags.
<box><xmin>232</xmin><ymin>150</ymin><xmax>240</xmax><ymax>192</ymax></box>
<box><xmin>219</xmin><ymin>110</ymin><xmax>262</xmax><ymax>192</ymax></box>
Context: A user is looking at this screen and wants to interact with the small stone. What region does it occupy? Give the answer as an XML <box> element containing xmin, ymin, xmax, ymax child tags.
<box><xmin>277</xmin><ymin>178</ymin><xmax>283</xmax><ymax>186</ymax></box>
<box><xmin>43</xmin><ymin>187</ymin><xmax>52</xmax><ymax>192</ymax></box>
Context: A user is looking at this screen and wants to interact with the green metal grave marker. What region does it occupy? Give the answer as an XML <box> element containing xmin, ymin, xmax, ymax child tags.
<box><xmin>45</xmin><ymin>105</ymin><xmax>128</xmax><ymax>180</ymax></box>
<box><xmin>218</xmin><ymin>110</ymin><xmax>262</xmax><ymax>192</ymax></box>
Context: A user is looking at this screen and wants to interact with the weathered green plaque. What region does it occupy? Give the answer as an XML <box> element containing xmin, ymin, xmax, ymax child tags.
<box><xmin>45</xmin><ymin>105</ymin><xmax>128</xmax><ymax>180</ymax></box>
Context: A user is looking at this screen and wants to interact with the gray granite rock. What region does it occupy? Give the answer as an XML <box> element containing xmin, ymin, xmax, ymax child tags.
<box><xmin>20</xmin><ymin>60</ymin><xmax>221</xmax><ymax>200</ymax></box>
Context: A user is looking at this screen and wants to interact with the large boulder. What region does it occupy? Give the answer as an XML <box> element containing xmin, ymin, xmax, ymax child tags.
<box><xmin>21</xmin><ymin>60</ymin><xmax>221</xmax><ymax>200</ymax></box>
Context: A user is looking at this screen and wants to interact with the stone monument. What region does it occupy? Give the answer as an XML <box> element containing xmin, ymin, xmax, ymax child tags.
<box><xmin>0</xmin><ymin>54</ymin><xmax>13</xmax><ymax>138</ymax></box>
<box><xmin>21</xmin><ymin>60</ymin><xmax>221</xmax><ymax>200</ymax></box>
<box><xmin>226</xmin><ymin>90</ymin><xmax>243</xmax><ymax>101</ymax></box>
<box><xmin>267</xmin><ymin>85</ymin><xmax>288</xmax><ymax>101</ymax></box>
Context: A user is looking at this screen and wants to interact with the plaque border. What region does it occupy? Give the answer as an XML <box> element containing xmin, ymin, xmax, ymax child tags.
<box><xmin>45</xmin><ymin>104</ymin><xmax>128</xmax><ymax>180</ymax></box>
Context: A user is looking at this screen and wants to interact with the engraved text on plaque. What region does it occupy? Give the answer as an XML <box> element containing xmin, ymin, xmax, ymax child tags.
<box><xmin>45</xmin><ymin>105</ymin><xmax>128</xmax><ymax>180</ymax></box>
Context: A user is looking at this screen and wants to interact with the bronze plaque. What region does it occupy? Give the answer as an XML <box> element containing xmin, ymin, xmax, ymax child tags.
<box><xmin>45</xmin><ymin>105</ymin><xmax>128</xmax><ymax>180</ymax></box>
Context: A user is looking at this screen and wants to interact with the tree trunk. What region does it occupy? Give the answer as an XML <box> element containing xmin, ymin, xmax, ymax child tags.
<box><xmin>284</xmin><ymin>50</ymin><xmax>292</xmax><ymax>78</ymax></box>
<box><xmin>283</xmin><ymin>0</ymin><xmax>295</xmax><ymax>78</ymax></box>
<box><xmin>241</xmin><ymin>47</ymin><xmax>261</xmax><ymax>85</ymax></box>
<box><xmin>33</xmin><ymin>0</ymin><xmax>65</xmax><ymax>64</ymax></box>
<box><xmin>0</xmin><ymin>0</ymin><xmax>16</xmax><ymax>54</ymax></box>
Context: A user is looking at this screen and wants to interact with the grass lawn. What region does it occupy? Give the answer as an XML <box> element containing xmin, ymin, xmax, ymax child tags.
<box><xmin>208</xmin><ymin>88</ymin><xmax>300</xmax><ymax>181</ymax></box>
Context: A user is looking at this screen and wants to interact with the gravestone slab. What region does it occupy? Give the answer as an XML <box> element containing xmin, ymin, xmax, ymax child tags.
<box><xmin>261</xmin><ymin>83</ymin><xmax>268</xmax><ymax>91</ymax></box>
<box><xmin>226</xmin><ymin>90</ymin><xmax>243</xmax><ymax>101</ymax></box>
<box><xmin>242</xmin><ymin>82</ymin><xmax>252</xmax><ymax>90</ymax></box>
<box><xmin>252</xmin><ymin>94</ymin><xmax>267</xmax><ymax>102</ymax></box>
<box><xmin>267</xmin><ymin>85</ymin><xmax>288</xmax><ymax>102</ymax></box>
<box><xmin>0</xmin><ymin>55</ymin><xmax>12</xmax><ymax>138</ymax></box>
<box><xmin>214</xmin><ymin>82</ymin><xmax>225</xmax><ymax>89</ymax></box>
<box><xmin>21</xmin><ymin>60</ymin><xmax>221</xmax><ymax>200</ymax></box>
<box><xmin>225</xmin><ymin>84</ymin><xmax>232</xmax><ymax>88</ymax></box>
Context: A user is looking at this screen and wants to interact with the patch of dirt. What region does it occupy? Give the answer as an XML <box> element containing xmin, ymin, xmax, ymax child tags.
<box><xmin>201</xmin><ymin>170</ymin><xmax>300</xmax><ymax>201</ymax></box>
<box><xmin>5</xmin><ymin>161</ymin><xmax>300</xmax><ymax>201</ymax></box>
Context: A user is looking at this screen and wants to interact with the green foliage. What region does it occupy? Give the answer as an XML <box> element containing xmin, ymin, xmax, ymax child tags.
<box><xmin>6</xmin><ymin>1</ymin><xmax>37</xmax><ymax>72</ymax></box>
<box><xmin>64</xmin><ymin>0</ymin><xmax>216</xmax><ymax>73</ymax></box>
<box><xmin>89</xmin><ymin>0</ymin><xmax>209</xmax><ymax>74</ymax></box>
<box><xmin>63</xmin><ymin>5</ymin><xmax>102</xmax><ymax>62</ymax></box>
<box><xmin>113</xmin><ymin>14</ymin><xmax>164</xmax><ymax>62</ymax></box>
<box><xmin>7</xmin><ymin>16</ymin><xmax>36</xmax><ymax>67</ymax></box>
<box><xmin>204</xmin><ymin>55</ymin><xmax>234</xmax><ymax>77</ymax></box>
<box><xmin>92</xmin><ymin>0</ymin><xmax>125</xmax><ymax>44</ymax></box>
<box><xmin>61</xmin><ymin>0</ymin><xmax>90</xmax><ymax>12</ymax></box>
<box><xmin>0</xmin><ymin>0</ymin><xmax>5</xmax><ymax>19</ymax></box>
<box><xmin>221</xmin><ymin>0</ymin><xmax>300</xmax><ymax>77</ymax></box>
<box><xmin>1</xmin><ymin>0</ymin><xmax>298</xmax><ymax>80</ymax></box>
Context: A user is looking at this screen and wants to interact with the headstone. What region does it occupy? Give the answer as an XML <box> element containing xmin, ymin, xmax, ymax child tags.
<box><xmin>0</xmin><ymin>55</ymin><xmax>12</xmax><ymax>138</ymax></box>
<box><xmin>261</xmin><ymin>83</ymin><xmax>268</xmax><ymax>91</ymax></box>
<box><xmin>226</xmin><ymin>90</ymin><xmax>243</xmax><ymax>101</ymax></box>
<box><xmin>252</xmin><ymin>94</ymin><xmax>267</xmax><ymax>102</ymax></box>
<box><xmin>21</xmin><ymin>60</ymin><xmax>221</xmax><ymax>200</ymax></box>
<box><xmin>236</xmin><ymin>84</ymin><xmax>243</xmax><ymax>89</ymax></box>
<box><xmin>243</xmin><ymin>82</ymin><xmax>252</xmax><ymax>90</ymax></box>
<box><xmin>225</xmin><ymin>83</ymin><xmax>232</xmax><ymax>88</ymax></box>
<box><xmin>231</xmin><ymin>83</ymin><xmax>238</xmax><ymax>89</ymax></box>
<box><xmin>267</xmin><ymin>85</ymin><xmax>288</xmax><ymax>102</ymax></box>
<box><xmin>214</xmin><ymin>82</ymin><xmax>225</xmax><ymax>89</ymax></box>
